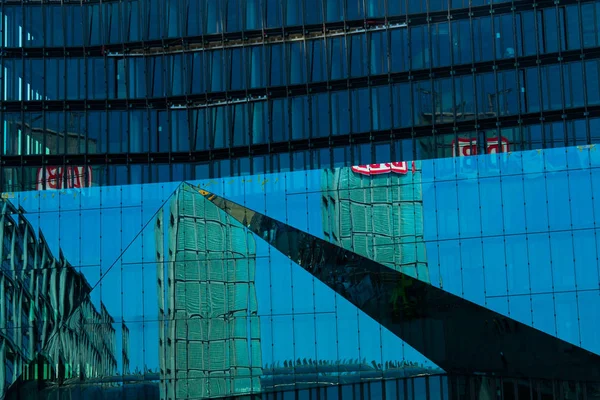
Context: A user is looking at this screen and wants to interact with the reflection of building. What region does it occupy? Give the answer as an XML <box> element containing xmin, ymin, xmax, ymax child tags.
<box><xmin>2</xmin><ymin>114</ymin><xmax>97</xmax><ymax>156</ymax></box>
<box><xmin>155</xmin><ymin>185</ymin><xmax>261</xmax><ymax>399</ymax></box>
<box><xmin>0</xmin><ymin>200</ymin><xmax>128</xmax><ymax>396</ymax></box>
<box><xmin>2</xmin><ymin>115</ymin><xmax>98</xmax><ymax>192</ymax></box>
<box><xmin>321</xmin><ymin>163</ymin><xmax>429</xmax><ymax>283</ymax></box>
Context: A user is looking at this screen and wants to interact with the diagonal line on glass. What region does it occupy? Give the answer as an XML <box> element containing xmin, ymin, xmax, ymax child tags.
<box><xmin>192</xmin><ymin>183</ymin><xmax>600</xmax><ymax>382</ymax></box>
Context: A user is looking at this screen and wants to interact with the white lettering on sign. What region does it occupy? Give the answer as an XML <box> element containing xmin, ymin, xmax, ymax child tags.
<box><xmin>36</xmin><ymin>166</ymin><xmax>93</xmax><ymax>191</ymax></box>
<box><xmin>451</xmin><ymin>137</ymin><xmax>510</xmax><ymax>157</ymax></box>
<box><xmin>351</xmin><ymin>162</ymin><xmax>410</xmax><ymax>176</ymax></box>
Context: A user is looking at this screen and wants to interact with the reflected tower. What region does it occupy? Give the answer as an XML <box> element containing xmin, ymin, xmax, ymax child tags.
<box><xmin>155</xmin><ymin>185</ymin><xmax>262</xmax><ymax>399</ymax></box>
<box><xmin>320</xmin><ymin>162</ymin><xmax>429</xmax><ymax>283</ymax></box>
<box><xmin>0</xmin><ymin>200</ymin><xmax>128</xmax><ymax>397</ymax></box>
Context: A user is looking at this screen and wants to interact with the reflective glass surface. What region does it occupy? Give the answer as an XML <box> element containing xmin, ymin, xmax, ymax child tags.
<box><xmin>0</xmin><ymin>145</ymin><xmax>599</xmax><ymax>397</ymax></box>
<box><xmin>1</xmin><ymin>0</ymin><xmax>600</xmax><ymax>193</ymax></box>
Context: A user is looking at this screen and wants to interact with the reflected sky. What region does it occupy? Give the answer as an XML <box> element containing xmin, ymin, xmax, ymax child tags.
<box><xmin>8</xmin><ymin>144</ymin><xmax>600</xmax><ymax>377</ymax></box>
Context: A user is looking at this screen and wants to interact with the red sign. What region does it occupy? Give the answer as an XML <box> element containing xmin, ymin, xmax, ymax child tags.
<box><xmin>351</xmin><ymin>162</ymin><xmax>410</xmax><ymax>176</ymax></box>
<box><xmin>452</xmin><ymin>137</ymin><xmax>510</xmax><ymax>157</ymax></box>
<box><xmin>36</xmin><ymin>166</ymin><xmax>93</xmax><ymax>191</ymax></box>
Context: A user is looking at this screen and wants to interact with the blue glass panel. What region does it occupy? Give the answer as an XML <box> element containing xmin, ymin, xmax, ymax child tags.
<box><xmin>433</xmin><ymin>179</ymin><xmax>459</xmax><ymax>240</ymax></box>
<box><xmin>456</xmin><ymin>179</ymin><xmax>480</xmax><ymax>238</ymax></box>
<box><xmin>528</xmin><ymin>233</ymin><xmax>554</xmax><ymax>293</ymax></box>
<box><xmin>482</xmin><ymin>236</ymin><xmax>508</xmax><ymax>297</ymax></box>
<box><xmin>461</xmin><ymin>238</ymin><xmax>486</xmax><ymax>304</ymax></box>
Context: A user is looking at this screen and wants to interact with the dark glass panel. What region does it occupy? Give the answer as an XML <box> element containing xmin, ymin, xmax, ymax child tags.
<box><xmin>225</xmin><ymin>0</ymin><xmax>242</xmax><ymax>32</ymax></box>
<box><xmin>284</xmin><ymin>0</ymin><xmax>303</xmax><ymax>26</ymax></box>
<box><xmin>187</xmin><ymin>52</ymin><xmax>206</xmax><ymax>94</ymax></box>
<box><xmin>42</xmin><ymin>5</ymin><xmax>60</xmax><ymax>47</ymax></box>
<box><xmin>524</xmin><ymin>67</ymin><xmax>541</xmax><ymax>113</ymax></box>
<box><xmin>291</xmin><ymin>96</ymin><xmax>309</xmax><ymax>140</ymax></box>
<box><xmin>103</xmin><ymin>2</ymin><xmax>122</xmax><ymax>44</ymax></box>
<box><xmin>411</xmin><ymin>25</ymin><xmax>430</xmax><ymax>70</ymax></box>
<box><xmin>497</xmin><ymin>70</ymin><xmax>520</xmax><ymax>116</ymax></box>
<box><xmin>328</xmin><ymin>37</ymin><xmax>348</xmax><ymax>80</ymax></box>
<box><xmin>185</xmin><ymin>0</ymin><xmax>203</xmax><ymax>36</ymax></box>
<box><xmin>391</xmin><ymin>82</ymin><xmax>413</xmax><ymax>128</ymax></box>
<box><xmin>248</xmin><ymin>46</ymin><xmax>266</xmax><ymax>88</ymax></box>
<box><xmin>146</xmin><ymin>55</ymin><xmax>166</xmax><ymax>98</ymax></box>
<box><xmin>23</xmin><ymin>59</ymin><xmax>44</xmax><ymax>101</ymax></box>
<box><xmin>265</xmin><ymin>0</ymin><xmax>283</xmax><ymax>29</ymax></box>
<box><xmin>432</xmin><ymin>22</ymin><xmax>451</xmax><ymax>68</ymax></box>
<box><xmin>311</xmin><ymin>93</ymin><xmax>330</xmax><ymax>138</ymax></box>
<box><xmin>325</xmin><ymin>0</ymin><xmax>344</xmax><ymax>22</ymax></box>
<box><xmin>352</xmin><ymin>88</ymin><xmax>371</xmax><ymax>133</ymax></box>
<box><xmin>346</xmin><ymin>0</ymin><xmax>365</xmax><ymax>20</ymax></box>
<box><xmin>472</xmin><ymin>16</ymin><xmax>494</xmax><ymax>63</ymax></box>
<box><xmin>245</xmin><ymin>0</ymin><xmax>263</xmax><ymax>30</ymax></box>
<box><xmin>369</xmin><ymin>31</ymin><xmax>388</xmax><ymax>76</ymax></box>
<box><xmin>228</xmin><ymin>48</ymin><xmax>246</xmax><ymax>91</ymax></box>
<box><xmin>390</xmin><ymin>28</ymin><xmax>410</xmax><ymax>72</ymax></box>
<box><xmin>66</xmin><ymin>111</ymin><xmax>87</xmax><ymax>155</ymax></box>
<box><xmin>563</xmin><ymin>61</ymin><xmax>585</xmax><ymax>109</ymax></box>
<box><xmin>305</xmin><ymin>0</ymin><xmax>324</xmax><ymax>25</ymax></box>
<box><xmin>350</xmin><ymin>34</ymin><xmax>368</xmax><ymax>78</ymax></box>
<box><xmin>494</xmin><ymin>14</ymin><xmax>517</xmax><ymax>60</ymax></box>
<box><xmin>307</xmin><ymin>39</ymin><xmax>327</xmax><ymax>83</ymax></box>
<box><xmin>45</xmin><ymin>112</ymin><xmax>66</xmax><ymax>155</ymax></box>
<box><xmin>288</xmin><ymin>42</ymin><xmax>307</xmax><ymax>85</ymax></box>
<box><xmin>87</xmin><ymin>111</ymin><xmax>107</xmax><ymax>154</ymax></box>
<box><xmin>582</xmin><ymin>2</ymin><xmax>600</xmax><ymax>48</ymax></box>
<box><xmin>270</xmin><ymin>98</ymin><xmax>289</xmax><ymax>142</ymax></box>
<box><xmin>232</xmin><ymin>103</ymin><xmax>250</xmax><ymax>146</ymax></box>
<box><xmin>87</xmin><ymin>58</ymin><xmax>106</xmax><ymax>100</ymax></box>
<box><xmin>171</xmin><ymin>110</ymin><xmax>191</xmax><ymax>152</ymax></box>
<box><xmin>541</xmin><ymin>64</ymin><xmax>563</xmax><ymax>111</ymax></box>
<box><xmin>108</xmin><ymin>111</ymin><xmax>128</xmax><ymax>153</ymax></box>
<box><xmin>2</xmin><ymin>113</ymin><xmax>23</xmax><ymax>156</ymax></box>
<box><xmin>540</xmin><ymin>7</ymin><xmax>566</xmax><ymax>54</ymax></box>
<box><xmin>586</xmin><ymin>60</ymin><xmax>600</xmax><ymax>106</ymax></box>
<box><xmin>372</xmin><ymin>86</ymin><xmax>392</xmax><ymax>131</ymax></box>
<box><xmin>128</xmin><ymin>58</ymin><xmax>147</xmax><ymax>99</ymax></box>
<box><xmin>145</xmin><ymin>0</ymin><xmax>165</xmax><ymax>40</ymax></box>
<box><xmin>209</xmin><ymin>106</ymin><xmax>228</xmax><ymax>149</ymax></box>
<box><xmin>408</xmin><ymin>0</ymin><xmax>426</xmax><ymax>15</ymax></box>
<box><xmin>191</xmin><ymin>109</ymin><xmax>209</xmax><ymax>151</ymax></box>
<box><xmin>45</xmin><ymin>59</ymin><xmax>65</xmax><ymax>101</ymax></box>
<box><xmin>153</xmin><ymin>110</ymin><xmax>169</xmax><ymax>152</ymax></box>
<box><xmin>3</xmin><ymin>6</ymin><xmax>23</xmax><ymax>48</ymax></box>
<box><xmin>87</xmin><ymin>4</ymin><xmax>103</xmax><ymax>46</ymax></box>
<box><xmin>123</xmin><ymin>0</ymin><xmax>141</xmax><ymax>42</ymax></box>
<box><xmin>521</xmin><ymin>11</ymin><xmax>538</xmax><ymax>56</ymax></box>
<box><xmin>565</xmin><ymin>5</ymin><xmax>581</xmax><ymax>50</ymax></box>
<box><xmin>250</xmin><ymin>101</ymin><xmax>268</xmax><ymax>145</ymax></box>
<box><xmin>414</xmin><ymin>80</ymin><xmax>434</xmax><ymax>126</ymax></box>
<box><xmin>167</xmin><ymin>54</ymin><xmax>185</xmax><ymax>96</ymax></box>
<box><xmin>268</xmin><ymin>44</ymin><xmax>285</xmax><ymax>87</ymax></box>
<box><xmin>331</xmin><ymin>90</ymin><xmax>350</xmax><ymax>136</ymax></box>
<box><xmin>388</xmin><ymin>0</ymin><xmax>406</xmax><ymax>17</ymax></box>
<box><xmin>65</xmin><ymin>58</ymin><xmax>86</xmax><ymax>101</ymax></box>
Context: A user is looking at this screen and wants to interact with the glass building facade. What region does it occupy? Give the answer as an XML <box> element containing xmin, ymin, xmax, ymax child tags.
<box><xmin>1</xmin><ymin>0</ymin><xmax>600</xmax><ymax>192</ymax></box>
<box><xmin>1</xmin><ymin>0</ymin><xmax>600</xmax><ymax>399</ymax></box>
<box><xmin>1</xmin><ymin>146</ymin><xmax>600</xmax><ymax>399</ymax></box>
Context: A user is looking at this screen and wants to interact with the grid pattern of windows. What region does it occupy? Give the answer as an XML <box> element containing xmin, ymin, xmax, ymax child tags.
<box><xmin>1</xmin><ymin>0</ymin><xmax>600</xmax><ymax>194</ymax></box>
<box><xmin>3</xmin><ymin>145</ymin><xmax>600</xmax><ymax>398</ymax></box>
